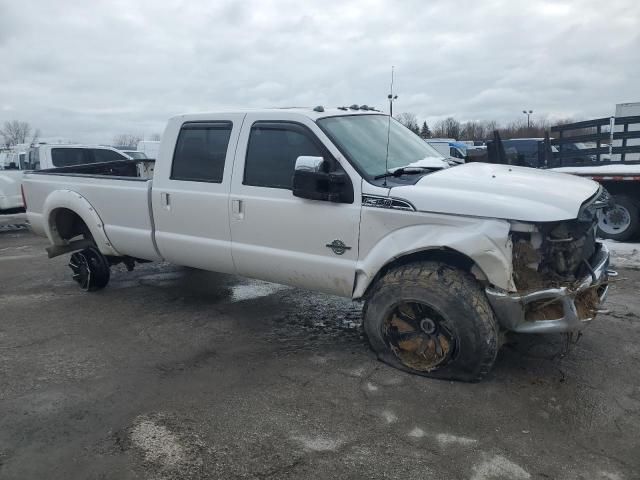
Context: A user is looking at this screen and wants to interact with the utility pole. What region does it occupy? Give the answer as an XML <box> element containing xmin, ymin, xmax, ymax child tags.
<box><xmin>522</xmin><ymin>109</ymin><xmax>533</xmax><ymax>128</ymax></box>
<box><xmin>388</xmin><ymin>66</ymin><xmax>397</xmax><ymax>117</ymax></box>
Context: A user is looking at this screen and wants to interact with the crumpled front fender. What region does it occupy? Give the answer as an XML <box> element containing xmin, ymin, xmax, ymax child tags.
<box><xmin>353</xmin><ymin>213</ymin><xmax>514</xmax><ymax>298</ymax></box>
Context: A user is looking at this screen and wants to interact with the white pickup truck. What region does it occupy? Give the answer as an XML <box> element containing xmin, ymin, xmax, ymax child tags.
<box><xmin>23</xmin><ymin>107</ymin><xmax>613</xmax><ymax>381</ymax></box>
<box><xmin>1</xmin><ymin>144</ymin><xmax>132</xmax><ymax>226</ymax></box>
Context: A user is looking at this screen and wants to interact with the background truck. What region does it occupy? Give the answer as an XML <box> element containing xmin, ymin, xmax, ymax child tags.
<box><xmin>550</xmin><ymin>103</ymin><xmax>640</xmax><ymax>241</ymax></box>
<box><xmin>483</xmin><ymin>103</ymin><xmax>640</xmax><ymax>241</ymax></box>
<box><xmin>22</xmin><ymin>107</ymin><xmax>612</xmax><ymax>382</ymax></box>
<box><xmin>0</xmin><ymin>144</ymin><xmax>132</xmax><ymax>226</ymax></box>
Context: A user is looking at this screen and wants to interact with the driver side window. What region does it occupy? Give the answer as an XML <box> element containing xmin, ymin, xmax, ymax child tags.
<box><xmin>243</xmin><ymin>123</ymin><xmax>325</xmax><ymax>190</ymax></box>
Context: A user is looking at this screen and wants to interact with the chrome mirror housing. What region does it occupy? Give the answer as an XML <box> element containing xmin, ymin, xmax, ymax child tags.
<box><xmin>294</xmin><ymin>156</ymin><xmax>325</xmax><ymax>173</ymax></box>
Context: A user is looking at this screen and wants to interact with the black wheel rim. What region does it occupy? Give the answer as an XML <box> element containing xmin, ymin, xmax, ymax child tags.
<box><xmin>69</xmin><ymin>251</ymin><xmax>91</xmax><ymax>290</ymax></box>
<box><xmin>383</xmin><ymin>301</ymin><xmax>457</xmax><ymax>371</ymax></box>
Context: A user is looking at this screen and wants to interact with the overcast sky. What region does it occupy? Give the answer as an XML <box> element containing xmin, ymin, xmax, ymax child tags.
<box><xmin>1</xmin><ymin>0</ymin><xmax>638</xmax><ymax>144</ymax></box>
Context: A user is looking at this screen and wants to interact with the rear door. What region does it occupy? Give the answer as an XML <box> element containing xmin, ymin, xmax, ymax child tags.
<box><xmin>228</xmin><ymin>113</ymin><xmax>362</xmax><ymax>296</ymax></box>
<box><xmin>152</xmin><ymin>115</ymin><xmax>244</xmax><ymax>273</ymax></box>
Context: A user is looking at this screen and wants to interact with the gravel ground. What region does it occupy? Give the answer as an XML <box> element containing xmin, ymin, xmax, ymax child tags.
<box><xmin>1</xmin><ymin>230</ymin><xmax>639</xmax><ymax>480</ymax></box>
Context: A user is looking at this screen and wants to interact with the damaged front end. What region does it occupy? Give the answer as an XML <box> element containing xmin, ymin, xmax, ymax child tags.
<box><xmin>486</xmin><ymin>189</ymin><xmax>615</xmax><ymax>334</ymax></box>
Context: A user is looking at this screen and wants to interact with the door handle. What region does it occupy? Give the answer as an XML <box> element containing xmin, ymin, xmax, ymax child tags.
<box><xmin>232</xmin><ymin>199</ymin><xmax>244</xmax><ymax>219</ymax></box>
<box><xmin>161</xmin><ymin>192</ymin><xmax>171</xmax><ymax>210</ymax></box>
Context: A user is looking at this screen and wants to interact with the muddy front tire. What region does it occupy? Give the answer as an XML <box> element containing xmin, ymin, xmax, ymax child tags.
<box><xmin>363</xmin><ymin>262</ymin><xmax>498</xmax><ymax>382</ymax></box>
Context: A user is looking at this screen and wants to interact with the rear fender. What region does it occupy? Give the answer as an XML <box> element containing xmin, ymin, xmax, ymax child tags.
<box><xmin>42</xmin><ymin>190</ymin><xmax>120</xmax><ymax>256</ymax></box>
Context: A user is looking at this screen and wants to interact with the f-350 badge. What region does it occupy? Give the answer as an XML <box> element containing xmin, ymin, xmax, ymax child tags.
<box><xmin>326</xmin><ymin>239</ymin><xmax>351</xmax><ymax>255</ymax></box>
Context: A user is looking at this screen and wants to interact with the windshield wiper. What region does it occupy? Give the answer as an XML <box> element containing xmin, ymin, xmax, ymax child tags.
<box><xmin>374</xmin><ymin>166</ymin><xmax>433</xmax><ymax>180</ymax></box>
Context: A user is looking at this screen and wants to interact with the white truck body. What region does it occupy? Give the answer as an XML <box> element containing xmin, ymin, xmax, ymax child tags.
<box><xmin>22</xmin><ymin>108</ymin><xmax>612</xmax><ymax>380</ymax></box>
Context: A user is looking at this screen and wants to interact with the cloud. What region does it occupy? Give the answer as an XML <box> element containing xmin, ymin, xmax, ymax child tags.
<box><xmin>0</xmin><ymin>0</ymin><xmax>638</xmax><ymax>143</ymax></box>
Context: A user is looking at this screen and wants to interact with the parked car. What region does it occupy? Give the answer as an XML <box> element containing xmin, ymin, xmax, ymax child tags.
<box><xmin>1</xmin><ymin>144</ymin><xmax>130</xmax><ymax>225</ymax></box>
<box><xmin>425</xmin><ymin>138</ymin><xmax>466</xmax><ymax>161</ymax></box>
<box><xmin>119</xmin><ymin>150</ymin><xmax>149</xmax><ymax>160</ymax></box>
<box><xmin>23</xmin><ymin>107</ymin><xmax>612</xmax><ymax>382</ymax></box>
<box><xmin>499</xmin><ymin>138</ymin><xmax>548</xmax><ymax>167</ymax></box>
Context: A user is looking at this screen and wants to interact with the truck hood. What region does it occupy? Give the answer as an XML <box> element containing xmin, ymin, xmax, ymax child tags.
<box><xmin>390</xmin><ymin>163</ymin><xmax>599</xmax><ymax>222</ymax></box>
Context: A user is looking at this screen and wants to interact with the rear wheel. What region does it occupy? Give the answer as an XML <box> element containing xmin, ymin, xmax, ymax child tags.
<box><xmin>69</xmin><ymin>247</ymin><xmax>110</xmax><ymax>291</ymax></box>
<box><xmin>597</xmin><ymin>194</ymin><xmax>640</xmax><ymax>241</ymax></box>
<box><xmin>363</xmin><ymin>262</ymin><xmax>498</xmax><ymax>382</ymax></box>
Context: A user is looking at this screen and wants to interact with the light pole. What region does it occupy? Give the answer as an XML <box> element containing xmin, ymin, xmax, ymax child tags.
<box><xmin>522</xmin><ymin>109</ymin><xmax>533</xmax><ymax>128</ymax></box>
<box><xmin>388</xmin><ymin>66</ymin><xmax>397</xmax><ymax>117</ymax></box>
<box><xmin>388</xmin><ymin>94</ymin><xmax>398</xmax><ymax>116</ymax></box>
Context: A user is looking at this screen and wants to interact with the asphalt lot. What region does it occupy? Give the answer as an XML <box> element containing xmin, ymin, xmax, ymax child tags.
<box><xmin>1</xmin><ymin>229</ymin><xmax>639</xmax><ymax>480</ymax></box>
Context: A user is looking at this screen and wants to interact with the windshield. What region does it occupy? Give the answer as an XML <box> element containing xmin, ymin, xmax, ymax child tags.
<box><xmin>317</xmin><ymin>115</ymin><xmax>448</xmax><ymax>178</ymax></box>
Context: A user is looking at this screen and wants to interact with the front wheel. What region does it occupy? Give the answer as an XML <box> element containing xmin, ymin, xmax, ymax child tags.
<box><xmin>363</xmin><ymin>262</ymin><xmax>498</xmax><ymax>382</ymax></box>
<box><xmin>69</xmin><ymin>247</ymin><xmax>111</xmax><ymax>291</ymax></box>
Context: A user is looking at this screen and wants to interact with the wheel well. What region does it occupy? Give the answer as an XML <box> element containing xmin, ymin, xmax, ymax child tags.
<box><xmin>600</xmin><ymin>181</ymin><xmax>640</xmax><ymax>204</ymax></box>
<box><xmin>362</xmin><ymin>248</ymin><xmax>488</xmax><ymax>298</ymax></box>
<box><xmin>51</xmin><ymin>208</ymin><xmax>90</xmax><ymax>241</ymax></box>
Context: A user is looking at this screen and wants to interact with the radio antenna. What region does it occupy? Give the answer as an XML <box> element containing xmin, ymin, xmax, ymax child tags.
<box><xmin>383</xmin><ymin>66</ymin><xmax>397</xmax><ymax>188</ymax></box>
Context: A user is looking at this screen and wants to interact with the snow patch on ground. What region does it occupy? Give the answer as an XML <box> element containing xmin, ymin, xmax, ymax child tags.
<box><xmin>230</xmin><ymin>281</ymin><xmax>289</xmax><ymax>302</ymax></box>
<box><xmin>471</xmin><ymin>454</ymin><xmax>530</xmax><ymax>480</ymax></box>
<box><xmin>130</xmin><ymin>419</ymin><xmax>186</xmax><ymax>467</ymax></box>
<box><xmin>436</xmin><ymin>433</ymin><xmax>478</xmax><ymax>447</ymax></box>
<box><xmin>408</xmin><ymin>427</ymin><xmax>426</xmax><ymax>438</ymax></box>
<box><xmin>605</xmin><ymin>240</ymin><xmax>640</xmax><ymax>269</ymax></box>
<box><xmin>365</xmin><ymin>382</ymin><xmax>379</xmax><ymax>392</ymax></box>
<box><xmin>291</xmin><ymin>435</ymin><xmax>343</xmax><ymax>452</ymax></box>
<box><xmin>381</xmin><ymin>410</ymin><xmax>398</xmax><ymax>424</ymax></box>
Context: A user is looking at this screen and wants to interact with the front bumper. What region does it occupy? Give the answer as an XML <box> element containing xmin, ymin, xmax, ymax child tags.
<box><xmin>485</xmin><ymin>242</ymin><xmax>613</xmax><ymax>334</ymax></box>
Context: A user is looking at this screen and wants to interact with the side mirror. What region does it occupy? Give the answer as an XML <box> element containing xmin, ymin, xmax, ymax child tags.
<box><xmin>292</xmin><ymin>156</ymin><xmax>353</xmax><ymax>204</ymax></box>
<box><xmin>294</xmin><ymin>156</ymin><xmax>325</xmax><ymax>173</ymax></box>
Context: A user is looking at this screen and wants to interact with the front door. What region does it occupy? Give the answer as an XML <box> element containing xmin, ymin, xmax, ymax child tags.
<box><xmin>229</xmin><ymin>114</ymin><xmax>361</xmax><ymax>297</ymax></box>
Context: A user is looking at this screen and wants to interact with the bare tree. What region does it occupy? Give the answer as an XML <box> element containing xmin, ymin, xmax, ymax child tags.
<box><xmin>149</xmin><ymin>133</ymin><xmax>161</xmax><ymax>141</ymax></box>
<box><xmin>31</xmin><ymin>128</ymin><xmax>41</xmax><ymax>145</ymax></box>
<box><xmin>460</xmin><ymin>121</ymin><xmax>484</xmax><ymax>141</ymax></box>
<box><xmin>0</xmin><ymin>120</ymin><xmax>36</xmax><ymax>146</ymax></box>
<box><xmin>481</xmin><ymin>120</ymin><xmax>499</xmax><ymax>139</ymax></box>
<box><xmin>395</xmin><ymin>112</ymin><xmax>420</xmax><ymax>135</ymax></box>
<box><xmin>113</xmin><ymin>134</ymin><xmax>142</xmax><ymax>148</ymax></box>
<box><xmin>433</xmin><ymin>117</ymin><xmax>461</xmax><ymax>139</ymax></box>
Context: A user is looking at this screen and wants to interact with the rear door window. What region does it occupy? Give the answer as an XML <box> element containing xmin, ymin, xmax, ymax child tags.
<box><xmin>51</xmin><ymin>148</ymin><xmax>89</xmax><ymax>167</ymax></box>
<box><xmin>171</xmin><ymin>122</ymin><xmax>233</xmax><ymax>183</ymax></box>
<box><xmin>92</xmin><ymin>148</ymin><xmax>128</xmax><ymax>162</ymax></box>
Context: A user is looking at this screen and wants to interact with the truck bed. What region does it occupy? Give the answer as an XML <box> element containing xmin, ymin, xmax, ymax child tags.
<box><xmin>23</xmin><ymin>159</ymin><xmax>160</xmax><ymax>261</ymax></box>
<box><xmin>35</xmin><ymin>159</ymin><xmax>155</xmax><ymax>179</ymax></box>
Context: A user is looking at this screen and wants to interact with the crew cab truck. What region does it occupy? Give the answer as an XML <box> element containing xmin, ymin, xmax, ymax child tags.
<box><xmin>22</xmin><ymin>108</ymin><xmax>613</xmax><ymax>381</ymax></box>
